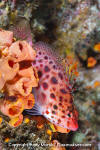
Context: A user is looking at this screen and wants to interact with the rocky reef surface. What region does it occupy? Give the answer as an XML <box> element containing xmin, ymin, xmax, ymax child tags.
<box><xmin>0</xmin><ymin>0</ymin><xmax>100</xmax><ymax>150</ymax></box>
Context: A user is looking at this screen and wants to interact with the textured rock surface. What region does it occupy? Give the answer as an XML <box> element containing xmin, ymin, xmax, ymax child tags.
<box><xmin>0</xmin><ymin>0</ymin><xmax>100</xmax><ymax>150</ymax></box>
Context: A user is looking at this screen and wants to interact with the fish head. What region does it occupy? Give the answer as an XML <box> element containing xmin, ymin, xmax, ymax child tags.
<box><xmin>44</xmin><ymin>92</ymin><xmax>79</xmax><ymax>131</ymax></box>
<box><xmin>52</xmin><ymin>93</ymin><xmax>79</xmax><ymax>131</ymax></box>
<box><xmin>64</xmin><ymin>107</ymin><xmax>78</xmax><ymax>131</ymax></box>
<box><xmin>54</xmin><ymin>105</ymin><xmax>78</xmax><ymax>131</ymax></box>
<box><xmin>32</xmin><ymin>41</ymin><xmax>79</xmax><ymax>131</ymax></box>
<box><xmin>55</xmin><ymin>91</ymin><xmax>79</xmax><ymax>131</ymax></box>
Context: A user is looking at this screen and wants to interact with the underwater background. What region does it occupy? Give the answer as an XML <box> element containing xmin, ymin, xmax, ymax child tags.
<box><xmin>0</xmin><ymin>0</ymin><xmax>100</xmax><ymax>150</ymax></box>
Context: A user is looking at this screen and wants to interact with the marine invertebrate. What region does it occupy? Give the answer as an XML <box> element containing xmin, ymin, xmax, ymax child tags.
<box><xmin>0</xmin><ymin>96</ymin><xmax>24</xmax><ymax>119</ymax></box>
<box><xmin>94</xmin><ymin>43</ymin><xmax>100</xmax><ymax>52</ymax></box>
<box><xmin>0</xmin><ymin>56</ymin><xmax>19</xmax><ymax>90</ymax></box>
<box><xmin>87</xmin><ymin>57</ymin><xmax>97</xmax><ymax>68</ymax></box>
<box><xmin>22</xmin><ymin>94</ymin><xmax>35</xmax><ymax>109</ymax></box>
<box><xmin>6</xmin><ymin>67</ymin><xmax>38</xmax><ymax>96</ymax></box>
<box><xmin>8</xmin><ymin>40</ymin><xmax>36</xmax><ymax>61</ymax></box>
<box><xmin>25</xmin><ymin>42</ymin><xmax>78</xmax><ymax>131</ymax></box>
<box><xmin>8</xmin><ymin>114</ymin><xmax>23</xmax><ymax>127</ymax></box>
<box><xmin>0</xmin><ymin>29</ymin><xmax>13</xmax><ymax>46</ymax></box>
<box><xmin>0</xmin><ymin>28</ymin><xmax>38</xmax><ymax>127</ymax></box>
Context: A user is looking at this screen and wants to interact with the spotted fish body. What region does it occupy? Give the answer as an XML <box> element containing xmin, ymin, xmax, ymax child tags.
<box><xmin>26</xmin><ymin>42</ymin><xmax>78</xmax><ymax>131</ymax></box>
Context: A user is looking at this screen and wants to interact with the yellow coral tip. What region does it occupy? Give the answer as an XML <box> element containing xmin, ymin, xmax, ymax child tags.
<box><xmin>87</xmin><ymin>57</ymin><xmax>96</xmax><ymax>68</ymax></box>
<box><xmin>94</xmin><ymin>81</ymin><xmax>100</xmax><ymax>88</ymax></box>
<box><xmin>94</xmin><ymin>43</ymin><xmax>100</xmax><ymax>52</ymax></box>
<box><xmin>49</xmin><ymin>123</ymin><xmax>56</xmax><ymax>132</ymax></box>
<box><xmin>46</xmin><ymin>129</ymin><xmax>52</xmax><ymax>136</ymax></box>
<box><xmin>91</xmin><ymin>100</ymin><xmax>96</xmax><ymax>106</ymax></box>
<box><xmin>24</xmin><ymin>117</ymin><xmax>30</xmax><ymax>124</ymax></box>
<box><xmin>37</xmin><ymin>124</ymin><xmax>44</xmax><ymax>129</ymax></box>
<box><xmin>0</xmin><ymin>117</ymin><xmax>3</xmax><ymax>124</ymax></box>
<box><xmin>4</xmin><ymin>137</ymin><xmax>10</xmax><ymax>143</ymax></box>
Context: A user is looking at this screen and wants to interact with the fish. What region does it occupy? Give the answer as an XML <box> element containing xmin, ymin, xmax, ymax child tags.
<box><xmin>25</xmin><ymin>42</ymin><xmax>78</xmax><ymax>131</ymax></box>
<box><xmin>10</xmin><ymin>18</ymin><xmax>78</xmax><ymax>131</ymax></box>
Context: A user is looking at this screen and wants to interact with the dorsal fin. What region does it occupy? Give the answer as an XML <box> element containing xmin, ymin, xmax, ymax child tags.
<box><xmin>34</xmin><ymin>41</ymin><xmax>65</xmax><ymax>69</ymax></box>
<box><xmin>34</xmin><ymin>41</ymin><xmax>74</xmax><ymax>90</ymax></box>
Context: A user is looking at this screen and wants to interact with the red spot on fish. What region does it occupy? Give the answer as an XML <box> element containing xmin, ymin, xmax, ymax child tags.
<box><xmin>53</xmin><ymin>87</ymin><xmax>56</xmax><ymax>91</ymax></box>
<box><xmin>53</xmin><ymin>65</ymin><xmax>57</xmax><ymax>69</ymax></box>
<box><xmin>62</xmin><ymin>115</ymin><xmax>65</xmax><ymax>118</ymax></box>
<box><xmin>59</xmin><ymin>96</ymin><xmax>63</xmax><ymax>101</ymax></box>
<box><xmin>46</xmin><ymin>75</ymin><xmax>49</xmax><ymax>78</ymax></box>
<box><xmin>58</xmin><ymin>72</ymin><xmax>63</xmax><ymax>80</ymax></box>
<box><xmin>46</xmin><ymin>110</ymin><xmax>49</xmax><ymax>114</ymax></box>
<box><xmin>40</xmin><ymin>64</ymin><xmax>43</xmax><ymax>67</ymax></box>
<box><xmin>39</xmin><ymin>52</ymin><xmax>41</xmax><ymax>55</ymax></box>
<box><xmin>58</xmin><ymin>119</ymin><xmax>61</xmax><ymax>124</ymax></box>
<box><xmin>62</xmin><ymin>110</ymin><xmax>65</xmax><ymax>113</ymax></box>
<box><xmin>59</xmin><ymin>103</ymin><xmax>62</xmax><ymax>106</ymax></box>
<box><xmin>50</xmin><ymin>93</ymin><xmax>55</xmax><ymax>99</ymax></box>
<box><xmin>49</xmin><ymin>103</ymin><xmax>52</xmax><ymax>107</ymax></box>
<box><xmin>51</xmin><ymin>77</ymin><xmax>58</xmax><ymax>84</ymax></box>
<box><xmin>64</xmin><ymin>99</ymin><xmax>68</xmax><ymax>102</ymax></box>
<box><xmin>70</xmin><ymin>98</ymin><xmax>73</xmax><ymax>103</ymax></box>
<box><xmin>44</xmin><ymin>56</ymin><xmax>48</xmax><ymax>59</ymax></box>
<box><xmin>52</xmin><ymin>110</ymin><xmax>56</xmax><ymax>114</ymax></box>
<box><xmin>38</xmin><ymin>71</ymin><xmax>42</xmax><ymax>78</ymax></box>
<box><xmin>53</xmin><ymin>105</ymin><xmax>58</xmax><ymax>110</ymax></box>
<box><xmin>60</xmin><ymin>89</ymin><xmax>67</xmax><ymax>94</ymax></box>
<box><xmin>39</xmin><ymin>59</ymin><xmax>42</xmax><ymax>63</ymax></box>
<box><xmin>44</xmin><ymin>66</ymin><xmax>50</xmax><ymax>72</ymax></box>
<box><xmin>42</xmin><ymin>82</ymin><xmax>48</xmax><ymax>90</ymax></box>
<box><xmin>49</xmin><ymin>61</ymin><xmax>53</xmax><ymax>64</ymax></box>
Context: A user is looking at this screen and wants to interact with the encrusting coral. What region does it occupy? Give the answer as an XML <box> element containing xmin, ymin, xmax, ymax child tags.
<box><xmin>0</xmin><ymin>28</ymin><xmax>38</xmax><ymax>127</ymax></box>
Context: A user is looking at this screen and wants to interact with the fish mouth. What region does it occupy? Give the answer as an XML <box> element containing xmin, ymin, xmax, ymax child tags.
<box><xmin>67</xmin><ymin>119</ymin><xmax>78</xmax><ymax>131</ymax></box>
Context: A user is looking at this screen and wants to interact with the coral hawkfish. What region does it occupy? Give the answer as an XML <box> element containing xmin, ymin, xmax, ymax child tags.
<box><xmin>25</xmin><ymin>42</ymin><xmax>78</xmax><ymax>131</ymax></box>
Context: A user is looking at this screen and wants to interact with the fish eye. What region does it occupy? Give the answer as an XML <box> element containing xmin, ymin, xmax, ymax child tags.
<box><xmin>67</xmin><ymin>113</ymin><xmax>71</xmax><ymax>117</ymax></box>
